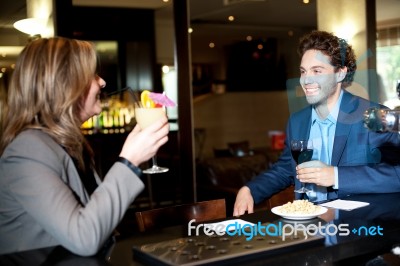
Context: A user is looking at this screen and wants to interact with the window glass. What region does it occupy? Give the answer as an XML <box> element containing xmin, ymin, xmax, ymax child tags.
<box><xmin>376</xmin><ymin>27</ymin><xmax>400</xmax><ymax>109</ymax></box>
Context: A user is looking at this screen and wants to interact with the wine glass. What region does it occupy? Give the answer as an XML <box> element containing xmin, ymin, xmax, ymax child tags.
<box><xmin>291</xmin><ymin>139</ymin><xmax>313</xmax><ymax>193</ymax></box>
<box><xmin>134</xmin><ymin>103</ymin><xmax>169</xmax><ymax>174</ymax></box>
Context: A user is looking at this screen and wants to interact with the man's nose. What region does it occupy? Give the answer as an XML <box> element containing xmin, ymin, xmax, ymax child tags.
<box><xmin>303</xmin><ymin>75</ymin><xmax>314</xmax><ymax>84</ymax></box>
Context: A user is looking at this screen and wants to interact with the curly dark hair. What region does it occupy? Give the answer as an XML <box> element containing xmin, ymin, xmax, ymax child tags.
<box><xmin>297</xmin><ymin>30</ymin><xmax>357</xmax><ymax>88</ymax></box>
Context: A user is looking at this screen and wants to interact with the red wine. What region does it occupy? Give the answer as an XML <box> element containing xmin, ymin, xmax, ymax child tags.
<box><xmin>291</xmin><ymin>149</ymin><xmax>313</xmax><ymax>164</ymax></box>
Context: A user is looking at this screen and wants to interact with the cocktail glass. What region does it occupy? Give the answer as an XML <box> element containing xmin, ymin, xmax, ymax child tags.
<box><xmin>134</xmin><ymin>104</ymin><xmax>169</xmax><ymax>174</ymax></box>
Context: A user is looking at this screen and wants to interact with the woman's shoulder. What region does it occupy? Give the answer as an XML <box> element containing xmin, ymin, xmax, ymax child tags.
<box><xmin>13</xmin><ymin>129</ymin><xmax>55</xmax><ymax>145</ymax></box>
<box><xmin>4</xmin><ymin>129</ymin><xmax>63</xmax><ymax>157</ymax></box>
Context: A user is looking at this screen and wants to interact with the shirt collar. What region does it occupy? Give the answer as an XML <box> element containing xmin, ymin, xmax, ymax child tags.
<box><xmin>311</xmin><ymin>90</ymin><xmax>343</xmax><ymax>125</ymax></box>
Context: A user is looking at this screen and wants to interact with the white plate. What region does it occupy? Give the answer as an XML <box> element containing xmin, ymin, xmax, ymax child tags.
<box><xmin>271</xmin><ymin>206</ymin><xmax>328</xmax><ymax>220</ymax></box>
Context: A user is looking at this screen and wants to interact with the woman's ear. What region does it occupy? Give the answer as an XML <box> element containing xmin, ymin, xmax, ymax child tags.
<box><xmin>337</xmin><ymin>67</ymin><xmax>347</xmax><ymax>82</ymax></box>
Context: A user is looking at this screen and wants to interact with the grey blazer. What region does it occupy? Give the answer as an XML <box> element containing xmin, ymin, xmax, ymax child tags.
<box><xmin>0</xmin><ymin>129</ymin><xmax>145</xmax><ymax>255</ymax></box>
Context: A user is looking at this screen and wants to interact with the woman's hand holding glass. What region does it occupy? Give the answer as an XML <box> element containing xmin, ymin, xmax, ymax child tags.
<box><xmin>119</xmin><ymin>115</ymin><xmax>169</xmax><ymax>168</ymax></box>
<box><xmin>122</xmin><ymin>89</ymin><xmax>176</xmax><ymax>174</ymax></box>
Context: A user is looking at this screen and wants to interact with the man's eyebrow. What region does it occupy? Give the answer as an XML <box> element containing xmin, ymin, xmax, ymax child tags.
<box><xmin>299</xmin><ymin>65</ymin><xmax>326</xmax><ymax>70</ymax></box>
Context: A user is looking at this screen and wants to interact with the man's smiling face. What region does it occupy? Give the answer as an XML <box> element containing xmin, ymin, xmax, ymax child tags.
<box><xmin>299</xmin><ymin>49</ymin><xmax>343</xmax><ymax>106</ymax></box>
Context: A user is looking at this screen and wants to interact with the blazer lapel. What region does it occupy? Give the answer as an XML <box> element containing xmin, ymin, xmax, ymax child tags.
<box><xmin>292</xmin><ymin>106</ymin><xmax>312</xmax><ymax>140</ymax></box>
<box><xmin>331</xmin><ymin>91</ymin><xmax>367</xmax><ymax>165</ymax></box>
<box><xmin>332</xmin><ymin>121</ymin><xmax>350</xmax><ymax>165</ymax></box>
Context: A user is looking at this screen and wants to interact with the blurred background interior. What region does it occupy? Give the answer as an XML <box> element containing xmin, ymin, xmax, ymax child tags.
<box><xmin>0</xmin><ymin>0</ymin><xmax>400</xmax><ymax>233</ymax></box>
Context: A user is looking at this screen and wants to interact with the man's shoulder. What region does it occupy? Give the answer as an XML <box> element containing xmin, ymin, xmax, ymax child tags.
<box><xmin>342</xmin><ymin>90</ymin><xmax>380</xmax><ymax>106</ymax></box>
<box><xmin>341</xmin><ymin>90</ymin><xmax>385</xmax><ymax>115</ymax></box>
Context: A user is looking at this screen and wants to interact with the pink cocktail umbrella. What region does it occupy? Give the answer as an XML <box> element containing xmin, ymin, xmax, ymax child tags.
<box><xmin>149</xmin><ymin>92</ymin><xmax>177</xmax><ymax>107</ymax></box>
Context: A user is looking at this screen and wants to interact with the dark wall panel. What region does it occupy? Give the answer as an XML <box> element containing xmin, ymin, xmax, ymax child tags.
<box><xmin>226</xmin><ymin>38</ymin><xmax>286</xmax><ymax>92</ymax></box>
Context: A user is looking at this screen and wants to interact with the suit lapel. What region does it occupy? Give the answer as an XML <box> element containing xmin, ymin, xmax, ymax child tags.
<box><xmin>331</xmin><ymin>91</ymin><xmax>361</xmax><ymax>165</ymax></box>
<box><xmin>332</xmin><ymin>122</ymin><xmax>350</xmax><ymax>165</ymax></box>
<box><xmin>292</xmin><ymin>106</ymin><xmax>312</xmax><ymax>140</ymax></box>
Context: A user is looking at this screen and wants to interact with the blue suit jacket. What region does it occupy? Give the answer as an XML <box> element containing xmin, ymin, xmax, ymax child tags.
<box><xmin>247</xmin><ymin>91</ymin><xmax>400</xmax><ymax>203</ymax></box>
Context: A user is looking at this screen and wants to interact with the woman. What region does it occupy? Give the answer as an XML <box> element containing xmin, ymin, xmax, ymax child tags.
<box><xmin>0</xmin><ymin>37</ymin><xmax>169</xmax><ymax>256</ymax></box>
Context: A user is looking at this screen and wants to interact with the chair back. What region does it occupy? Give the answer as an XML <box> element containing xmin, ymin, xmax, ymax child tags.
<box><xmin>135</xmin><ymin>199</ymin><xmax>226</xmax><ymax>232</ymax></box>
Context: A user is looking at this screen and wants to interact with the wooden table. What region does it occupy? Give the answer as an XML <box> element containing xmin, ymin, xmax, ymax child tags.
<box><xmin>1</xmin><ymin>193</ymin><xmax>400</xmax><ymax>266</ymax></box>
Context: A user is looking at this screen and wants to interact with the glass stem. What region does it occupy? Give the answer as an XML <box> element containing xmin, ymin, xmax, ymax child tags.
<box><xmin>152</xmin><ymin>156</ymin><xmax>158</xmax><ymax>167</ymax></box>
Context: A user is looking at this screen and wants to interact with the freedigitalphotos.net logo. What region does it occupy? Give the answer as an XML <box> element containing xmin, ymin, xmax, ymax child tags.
<box><xmin>187</xmin><ymin>219</ymin><xmax>383</xmax><ymax>241</ymax></box>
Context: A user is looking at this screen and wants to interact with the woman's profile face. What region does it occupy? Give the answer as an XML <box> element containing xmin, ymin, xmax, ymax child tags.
<box><xmin>79</xmin><ymin>75</ymin><xmax>106</xmax><ymax>122</ymax></box>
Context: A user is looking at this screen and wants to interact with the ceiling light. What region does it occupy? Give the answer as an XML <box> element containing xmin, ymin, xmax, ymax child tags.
<box><xmin>0</xmin><ymin>46</ymin><xmax>24</xmax><ymax>58</ymax></box>
<box><xmin>228</xmin><ymin>16</ymin><xmax>235</xmax><ymax>22</ymax></box>
<box><xmin>13</xmin><ymin>18</ymin><xmax>47</xmax><ymax>36</ymax></box>
<box><xmin>162</xmin><ymin>65</ymin><xmax>170</xmax><ymax>74</ymax></box>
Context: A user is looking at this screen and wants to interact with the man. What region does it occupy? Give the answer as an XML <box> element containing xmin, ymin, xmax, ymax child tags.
<box><xmin>233</xmin><ymin>30</ymin><xmax>400</xmax><ymax>216</ymax></box>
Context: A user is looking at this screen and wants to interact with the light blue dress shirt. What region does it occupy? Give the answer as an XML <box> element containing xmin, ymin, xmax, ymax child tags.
<box><xmin>306</xmin><ymin>90</ymin><xmax>342</xmax><ymax>201</ymax></box>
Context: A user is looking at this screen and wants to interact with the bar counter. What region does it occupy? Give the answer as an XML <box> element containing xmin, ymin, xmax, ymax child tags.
<box><xmin>1</xmin><ymin>193</ymin><xmax>400</xmax><ymax>266</ymax></box>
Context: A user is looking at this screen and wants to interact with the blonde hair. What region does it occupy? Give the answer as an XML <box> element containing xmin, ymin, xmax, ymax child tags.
<box><xmin>0</xmin><ymin>37</ymin><xmax>97</xmax><ymax>169</ymax></box>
